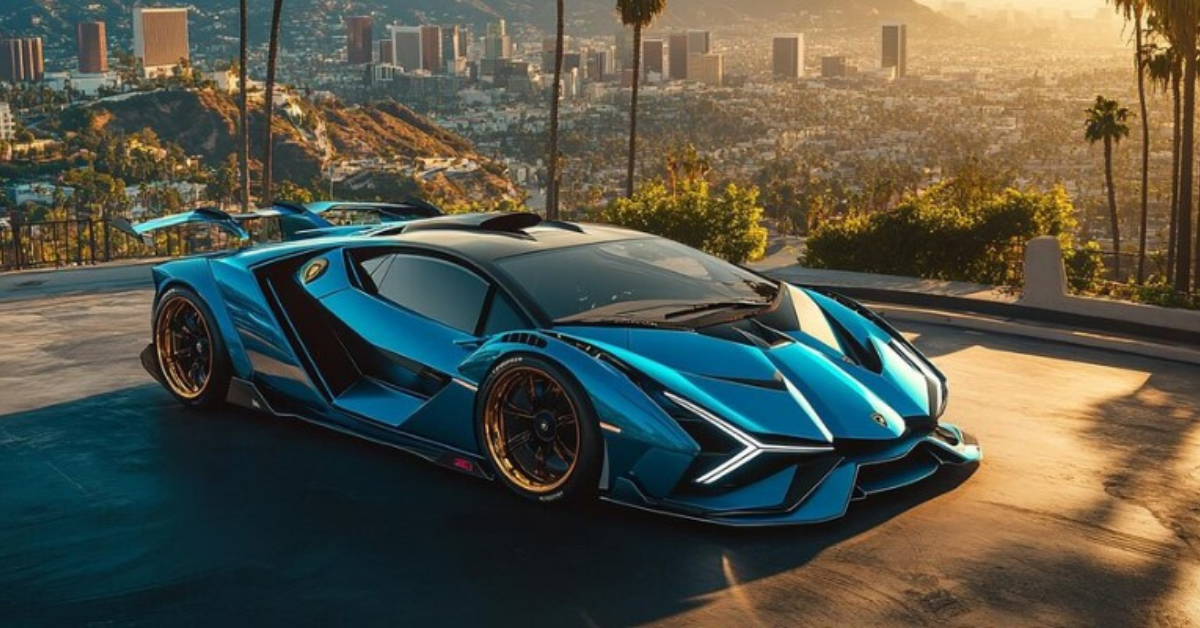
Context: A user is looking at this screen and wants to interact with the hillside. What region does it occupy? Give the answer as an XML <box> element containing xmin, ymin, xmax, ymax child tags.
<box><xmin>54</xmin><ymin>89</ymin><xmax>513</xmax><ymax>200</ymax></box>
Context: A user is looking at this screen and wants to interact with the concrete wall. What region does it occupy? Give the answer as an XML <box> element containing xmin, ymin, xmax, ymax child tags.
<box><xmin>1020</xmin><ymin>236</ymin><xmax>1200</xmax><ymax>335</ymax></box>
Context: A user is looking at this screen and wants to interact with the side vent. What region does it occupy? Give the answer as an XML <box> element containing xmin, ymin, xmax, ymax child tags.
<box><xmin>499</xmin><ymin>332</ymin><xmax>548</xmax><ymax>348</ymax></box>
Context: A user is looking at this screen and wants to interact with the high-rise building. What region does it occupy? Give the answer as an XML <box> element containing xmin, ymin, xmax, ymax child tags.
<box><xmin>772</xmin><ymin>34</ymin><xmax>804</xmax><ymax>79</ymax></box>
<box><xmin>133</xmin><ymin>7</ymin><xmax>189</xmax><ymax>77</ymax></box>
<box><xmin>821</xmin><ymin>55</ymin><xmax>849</xmax><ymax>78</ymax></box>
<box><xmin>686</xmin><ymin>52</ymin><xmax>723</xmax><ymax>86</ymax></box>
<box><xmin>443</xmin><ymin>26</ymin><xmax>465</xmax><ymax>75</ymax></box>
<box><xmin>687</xmin><ymin>30</ymin><xmax>711</xmax><ymax>55</ymax></box>
<box><xmin>345</xmin><ymin>16</ymin><xmax>374</xmax><ymax>65</ymax></box>
<box><xmin>485</xmin><ymin>20</ymin><xmax>512</xmax><ymax>60</ymax></box>
<box><xmin>0</xmin><ymin>102</ymin><xmax>14</xmax><ymax>141</ymax></box>
<box><xmin>615</xmin><ymin>28</ymin><xmax>632</xmax><ymax>70</ymax></box>
<box><xmin>379</xmin><ymin>39</ymin><xmax>394</xmax><ymax>65</ymax></box>
<box><xmin>882</xmin><ymin>23</ymin><xmax>907</xmax><ymax>77</ymax></box>
<box><xmin>391</xmin><ymin>25</ymin><xmax>423</xmax><ymax>72</ymax></box>
<box><xmin>587</xmin><ymin>48</ymin><xmax>614</xmax><ymax>82</ymax></box>
<box><xmin>668</xmin><ymin>33</ymin><xmax>689</xmax><ymax>80</ymax></box>
<box><xmin>77</xmin><ymin>22</ymin><xmax>108</xmax><ymax>74</ymax></box>
<box><xmin>420</xmin><ymin>25</ymin><xmax>442</xmax><ymax>73</ymax></box>
<box><xmin>0</xmin><ymin>38</ymin><xmax>44</xmax><ymax>83</ymax></box>
<box><xmin>642</xmin><ymin>38</ymin><xmax>665</xmax><ymax>79</ymax></box>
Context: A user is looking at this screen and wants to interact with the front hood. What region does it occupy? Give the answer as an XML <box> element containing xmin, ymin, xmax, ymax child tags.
<box><xmin>556</xmin><ymin>287</ymin><xmax>943</xmax><ymax>443</ymax></box>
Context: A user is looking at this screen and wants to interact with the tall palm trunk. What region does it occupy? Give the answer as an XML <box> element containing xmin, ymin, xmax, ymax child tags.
<box><xmin>1134</xmin><ymin>8</ymin><xmax>1149</xmax><ymax>283</ymax></box>
<box><xmin>625</xmin><ymin>23</ymin><xmax>643</xmax><ymax>198</ymax></box>
<box><xmin>545</xmin><ymin>0</ymin><xmax>564</xmax><ymax>220</ymax></box>
<box><xmin>262</xmin><ymin>0</ymin><xmax>284</xmax><ymax>207</ymax></box>
<box><xmin>1168</xmin><ymin>62</ymin><xmax>1181</xmax><ymax>283</ymax></box>
<box><xmin>1105</xmin><ymin>135</ymin><xmax>1122</xmax><ymax>278</ymax></box>
<box><xmin>238</xmin><ymin>0</ymin><xmax>249</xmax><ymax>212</ymax></box>
<box><xmin>1178</xmin><ymin>34</ymin><xmax>1197</xmax><ymax>293</ymax></box>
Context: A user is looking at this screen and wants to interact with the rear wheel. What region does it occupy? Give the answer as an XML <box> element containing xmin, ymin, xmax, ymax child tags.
<box><xmin>154</xmin><ymin>287</ymin><xmax>231</xmax><ymax>408</ymax></box>
<box><xmin>478</xmin><ymin>355</ymin><xmax>602</xmax><ymax>503</ymax></box>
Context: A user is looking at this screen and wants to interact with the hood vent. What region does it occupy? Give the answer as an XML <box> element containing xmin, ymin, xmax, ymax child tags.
<box><xmin>699</xmin><ymin>318</ymin><xmax>794</xmax><ymax>349</ymax></box>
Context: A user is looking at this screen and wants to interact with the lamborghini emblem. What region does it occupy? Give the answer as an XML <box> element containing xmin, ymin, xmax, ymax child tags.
<box><xmin>871</xmin><ymin>413</ymin><xmax>888</xmax><ymax>427</ymax></box>
<box><xmin>302</xmin><ymin>259</ymin><xmax>328</xmax><ymax>284</ymax></box>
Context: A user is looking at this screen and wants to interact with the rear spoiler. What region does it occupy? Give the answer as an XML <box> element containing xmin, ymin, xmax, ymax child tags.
<box><xmin>116</xmin><ymin>207</ymin><xmax>250</xmax><ymax>244</ymax></box>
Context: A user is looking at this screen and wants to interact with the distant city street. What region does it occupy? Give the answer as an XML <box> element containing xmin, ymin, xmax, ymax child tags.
<box><xmin>0</xmin><ymin>265</ymin><xmax>1196</xmax><ymax>626</ymax></box>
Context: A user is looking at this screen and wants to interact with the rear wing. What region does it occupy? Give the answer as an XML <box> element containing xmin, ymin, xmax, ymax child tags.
<box><xmin>113</xmin><ymin>207</ymin><xmax>249</xmax><ymax>244</ymax></box>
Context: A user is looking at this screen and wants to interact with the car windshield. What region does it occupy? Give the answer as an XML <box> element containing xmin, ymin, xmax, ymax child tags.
<box><xmin>496</xmin><ymin>237</ymin><xmax>779</xmax><ymax>324</ymax></box>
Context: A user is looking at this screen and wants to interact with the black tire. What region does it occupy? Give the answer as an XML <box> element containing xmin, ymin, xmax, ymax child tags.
<box><xmin>476</xmin><ymin>354</ymin><xmax>603</xmax><ymax>504</ymax></box>
<box><xmin>153</xmin><ymin>286</ymin><xmax>232</xmax><ymax>409</ymax></box>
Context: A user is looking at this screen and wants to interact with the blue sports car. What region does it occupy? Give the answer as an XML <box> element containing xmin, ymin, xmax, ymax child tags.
<box><xmin>142</xmin><ymin>211</ymin><xmax>980</xmax><ymax>526</ymax></box>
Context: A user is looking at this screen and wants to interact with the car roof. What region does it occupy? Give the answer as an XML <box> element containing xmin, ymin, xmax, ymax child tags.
<box><xmin>364</xmin><ymin>220</ymin><xmax>650</xmax><ymax>263</ymax></box>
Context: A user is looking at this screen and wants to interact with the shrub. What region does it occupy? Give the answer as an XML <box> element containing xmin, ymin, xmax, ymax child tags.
<box><xmin>805</xmin><ymin>183</ymin><xmax>1085</xmax><ymax>287</ymax></box>
<box><xmin>599</xmin><ymin>180</ymin><xmax>767</xmax><ymax>263</ymax></box>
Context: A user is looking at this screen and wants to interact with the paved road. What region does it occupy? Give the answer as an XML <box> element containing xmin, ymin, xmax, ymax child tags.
<box><xmin>0</xmin><ymin>267</ymin><xmax>1198</xmax><ymax>627</ymax></box>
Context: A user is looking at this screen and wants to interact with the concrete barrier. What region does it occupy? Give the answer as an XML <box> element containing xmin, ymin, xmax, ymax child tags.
<box><xmin>1020</xmin><ymin>236</ymin><xmax>1200</xmax><ymax>335</ymax></box>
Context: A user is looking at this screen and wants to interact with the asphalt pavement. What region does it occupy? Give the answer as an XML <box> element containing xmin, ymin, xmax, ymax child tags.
<box><xmin>0</xmin><ymin>265</ymin><xmax>1197</xmax><ymax>627</ymax></box>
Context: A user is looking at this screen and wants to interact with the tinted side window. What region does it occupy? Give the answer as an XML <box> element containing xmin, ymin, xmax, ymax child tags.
<box><xmin>483</xmin><ymin>293</ymin><xmax>527</xmax><ymax>336</ymax></box>
<box><xmin>367</xmin><ymin>254</ymin><xmax>488</xmax><ymax>333</ymax></box>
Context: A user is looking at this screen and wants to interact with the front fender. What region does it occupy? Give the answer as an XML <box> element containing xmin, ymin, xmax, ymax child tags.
<box><xmin>459</xmin><ymin>332</ymin><xmax>698</xmax><ymax>498</ymax></box>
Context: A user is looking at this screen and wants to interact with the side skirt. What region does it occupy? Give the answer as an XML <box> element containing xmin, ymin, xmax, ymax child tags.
<box><xmin>225</xmin><ymin>377</ymin><xmax>494</xmax><ymax>481</ymax></box>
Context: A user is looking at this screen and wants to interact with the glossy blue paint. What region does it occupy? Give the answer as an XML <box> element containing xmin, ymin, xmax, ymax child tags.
<box><xmin>142</xmin><ymin>218</ymin><xmax>981</xmax><ymax>526</ymax></box>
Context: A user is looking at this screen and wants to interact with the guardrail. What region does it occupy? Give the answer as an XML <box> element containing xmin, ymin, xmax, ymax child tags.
<box><xmin>0</xmin><ymin>217</ymin><xmax>242</xmax><ymax>272</ymax></box>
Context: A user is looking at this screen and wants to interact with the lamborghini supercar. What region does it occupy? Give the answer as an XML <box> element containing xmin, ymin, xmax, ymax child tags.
<box><xmin>142</xmin><ymin>211</ymin><xmax>980</xmax><ymax>525</ymax></box>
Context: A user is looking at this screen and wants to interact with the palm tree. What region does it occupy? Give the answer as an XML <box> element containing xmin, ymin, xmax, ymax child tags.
<box><xmin>1111</xmin><ymin>0</ymin><xmax>1151</xmax><ymax>282</ymax></box>
<box><xmin>617</xmin><ymin>0</ymin><xmax>667</xmax><ymax>198</ymax></box>
<box><xmin>262</xmin><ymin>0</ymin><xmax>284</xmax><ymax>206</ymax></box>
<box><xmin>545</xmin><ymin>0</ymin><xmax>565</xmax><ymax>219</ymax></box>
<box><xmin>238</xmin><ymin>0</ymin><xmax>250</xmax><ymax>213</ymax></box>
<box><xmin>1084</xmin><ymin>95</ymin><xmax>1132</xmax><ymax>278</ymax></box>
<box><xmin>1150</xmin><ymin>0</ymin><xmax>1198</xmax><ymax>292</ymax></box>
<box><xmin>1146</xmin><ymin>41</ymin><xmax>1181</xmax><ymax>283</ymax></box>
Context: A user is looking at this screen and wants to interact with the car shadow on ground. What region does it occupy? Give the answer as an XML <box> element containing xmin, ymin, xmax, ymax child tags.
<box><xmin>0</xmin><ymin>383</ymin><xmax>976</xmax><ymax>627</ymax></box>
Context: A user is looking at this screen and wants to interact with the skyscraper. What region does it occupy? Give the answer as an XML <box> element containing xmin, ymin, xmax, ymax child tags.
<box><xmin>77</xmin><ymin>22</ymin><xmax>108</xmax><ymax>74</ymax></box>
<box><xmin>668</xmin><ymin>33</ymin><xmax>689</xmax><ymax>80</ymax></box>
<box><xmin>379</xmin><ymin>39</ymin><xmax>394</xmax><ymax>65</ymax></box>
<box><xmin>420</xmin><ymin>25</ymin><xmax>442</xmax><ymax>73</ymax></box>
<box><xmin>345</xmin><ymin>16</ymin><xmax>374</xmax><ymax>65</ymax></box>
<box><xmin>390</xmin><ymin>25</ymin><xmax>423</xmax><ymax>72</ymax></box>
<box><xmin>0</xmin><ymin>38</ymin><xmax>44</xmax><ymax>83</ymax></box>
<box><xmin>882</xmin><ymin>23</ymin><xmax>907</xmax><ymax>77</ymax></box>
<box><xmin>642</xmin><ymin>38</ymin><xmax>665</xmax><ymax>79</ymax></box>
<box><xmin>821</xmin><ymin>55</ymin><xmax>849</xmax><ymax>78</ymax></box>
<box><xmin>772</xmin><ymin>34</ymin><xmax>804</xmax><ymax>79</ymax></box>
<box><xmin>485</xmin><ymin>20</ymin><xmax>512</xmax><ymax>60</ymax></box>
<box><xmin>615</xmin><ymin>28</ymin><xmax>632</xmax><ymax>70</ymax></box>
<box><xmin>687</xmin><ymin>30</ymin><xmax>711</xmax><ymax>55</ymax></box>
<box><xmin>133</xmin><ymin>7</ymin><xmax>189</xmax><ymax>77</ymax></box>
<box><xmin>443</xmin><ymin>26</ymin><xmax>465</xmax><ymax>75</ymax></box>
<box><xmin>686</xmin><ymin>53</ymin><xmax>723</xmax><ymax>86</ymax></box>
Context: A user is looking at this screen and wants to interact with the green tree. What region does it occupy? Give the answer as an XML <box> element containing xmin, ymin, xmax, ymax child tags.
<box><xmin>1146</xmin><ymin>38</ymin><xmax>1182</xmax><ymax>283</ymax></box>
<box><xmin>1150</xmin><ymin>0</ymin><xmax>1198</xmax><ymax>291</ymax></box>
<box><xmin>1109</xmin><ymin>0</ymin><xmax>1150</xmax><ymax>282</ymax></box>
<box><xmin>545</xmin><ymin>0</ymin><xmax>565</xmax><ymax>219</ymax></box>
<box><xmin>1084</xmin><ymin>95</ymin><xmax>1131</xmax><ymax>277</ymax></box>
<box><xmin>616</xmin><ymin>0</ymin><xmax>668</xmax><ymax>198</ymax></box>
<box><xmin>262</xmin><ymin>0</ymin><xmax>285</xmax><ymax>206</ymax></box>
<box><xmin>600</xmin><ymin>179</ymin><xmax>767</xmax><ymax>263</ymax></box>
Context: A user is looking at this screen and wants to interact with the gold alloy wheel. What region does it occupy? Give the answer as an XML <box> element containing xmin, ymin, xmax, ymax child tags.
<box><xmin>483</xmin><ymin>366</ymin><xmax>581</xmax><ymax>493</ymax></box>
<box><xmin>155</xmin><ymin>296</ymin><xmax>214</xmax><ymax>400</ymax></box>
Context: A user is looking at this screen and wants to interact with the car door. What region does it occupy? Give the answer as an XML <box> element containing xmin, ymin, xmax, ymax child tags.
<box><xmin>314</xmin><ymin>248</ymin><xmax>527</xmax><ymax>438</ymax></box>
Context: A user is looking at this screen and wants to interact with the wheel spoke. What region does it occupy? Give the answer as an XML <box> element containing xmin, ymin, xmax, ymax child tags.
<box><xmin>552</xmin><ymin>439</ymin><xmax>575</xmax><ymax>465</ymax></box>
<box><xmin>507</xmin><ymin>430</ymin><xmax>533</xmax><ymax>450</ymax></box>
<box><xmin>503</xmin><ymin>402</ymin><xmax>536</xmax><ymax>420</ymax></box>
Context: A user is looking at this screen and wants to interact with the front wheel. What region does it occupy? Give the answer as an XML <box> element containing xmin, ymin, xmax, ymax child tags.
<box><xmin>153</xmin><ymin>287</ymin><xmax>231</xmax><ymax>408</ymax></box>
<box><xmin>477</xmin><ymin>355</ymin><xmax>603</xmax><ymax>504</ymax></box>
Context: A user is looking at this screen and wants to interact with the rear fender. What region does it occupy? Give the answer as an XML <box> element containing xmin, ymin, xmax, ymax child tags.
<box><xmin>152</xmin><ymin>258</ymin><xmax>254</xmax><ymax>379</ymax></box>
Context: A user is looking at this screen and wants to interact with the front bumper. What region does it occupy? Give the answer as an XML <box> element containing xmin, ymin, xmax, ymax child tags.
<box><xmin>605</xmin><ymin>423</ymin><xmax>981</xmax><ymax>527</ymax></box>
